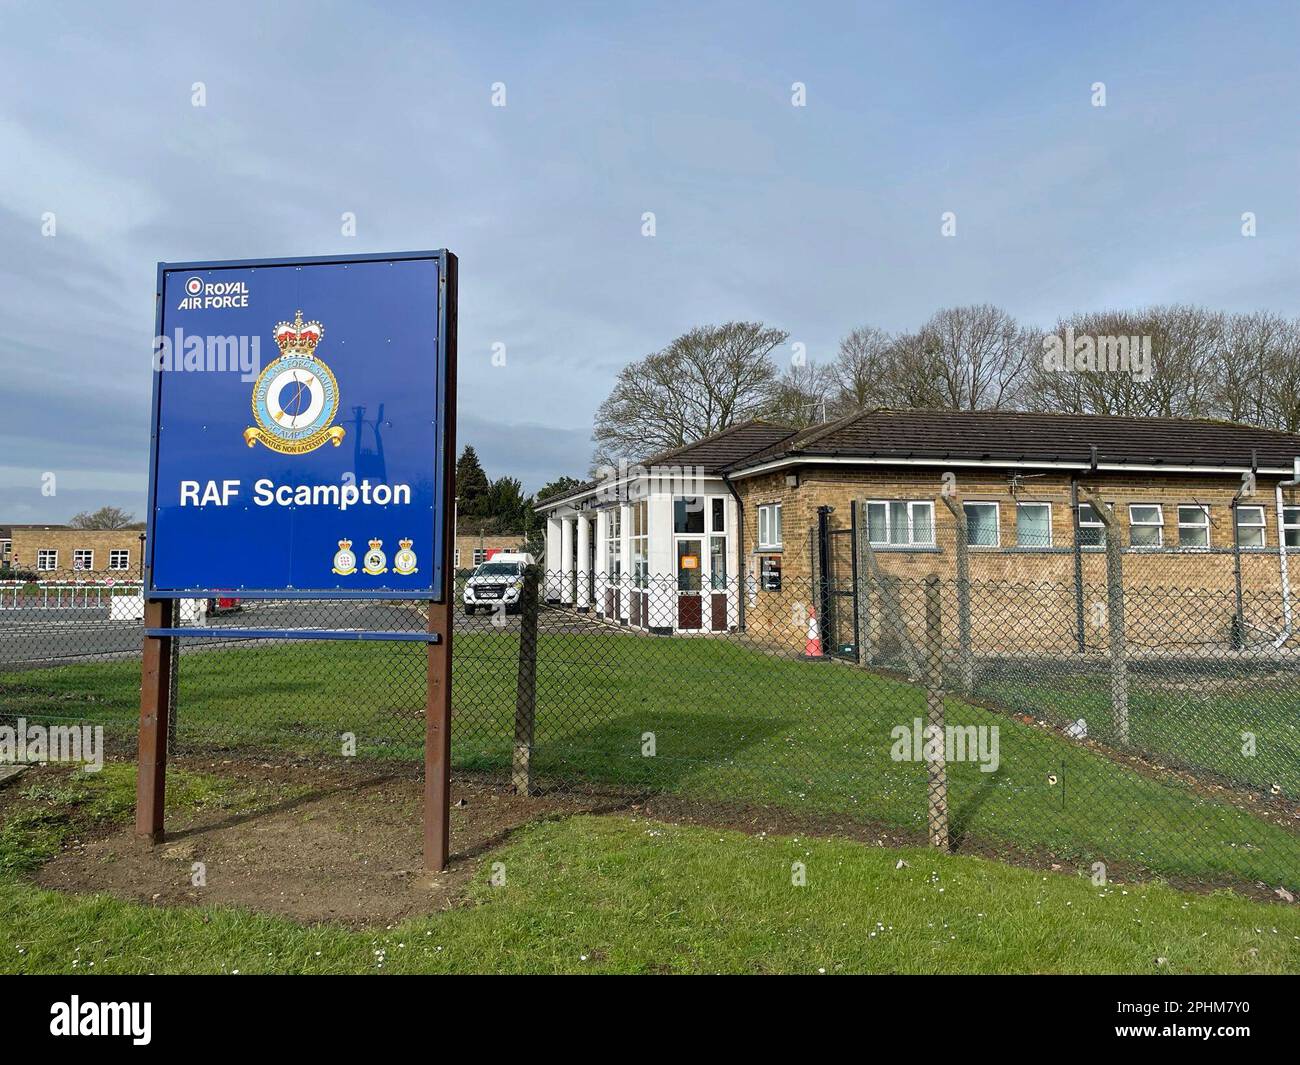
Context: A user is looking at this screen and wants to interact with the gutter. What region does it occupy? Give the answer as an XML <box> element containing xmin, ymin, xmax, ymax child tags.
<box><xmin>1273</xmin><ymin>457</ymin><xmax>1300</xmax><ymax>648</ymax></box>
<box><xmin>725</xmin><ymin>454</ymin><xmax>1298</xmax><ymax>479</ymax></box>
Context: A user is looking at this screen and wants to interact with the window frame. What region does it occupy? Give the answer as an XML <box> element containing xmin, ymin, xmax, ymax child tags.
<box><xmin>73</xmin><ymin>548</ymin><xmax>94</xmax><ymax>571</ymax></box>
<box><xmin>37</xmin><ymin>549</ymin><xmax>58</xmax><ymax>572</ymax></box>
<box><xmin>757</xmin><ymin>502</ymin><xmax>783</xmax><ymax>551</ymax></box>
<box><xmin>866</xmin><ymin>499</ymin><xmax>936</xmax><ymax>549</ymax></box>
<box><xmin>108</xmin><ymin>549</ymin><xmax>131</xmax><ymax>571</ymax></box>
<box><xmin>1127</xmin><ymin>504</ymin><xmax>1164</xmax><ymax>549</ymax></box>
<box><xmin>1235</xmin><ymin>504</ymin><xmax>1267</xmax><ymax>550</ymax></box>
<box><xmin>1176</xmin><ymin>505</ymin><xmax>1211</xmax><ymax>550</ymax></box>
<box><xmin>1076</xmin><ymin>502</ymin><xmax>1106</xmax><ymax>548</ymax></box>
<box><xmin>1014</xmin><ymin>501</ymin><xmax>1053</xmax><ymax>549</ymax></box>
<box><xmin>962</xmin><ymin>501</ymin><xmax>1001</xmax><ymax>549</ymax></box>
<box><xmin>1283</xmin><ymin>505</ymin><xmax>1300</xmax><ymax>549</ymax></box>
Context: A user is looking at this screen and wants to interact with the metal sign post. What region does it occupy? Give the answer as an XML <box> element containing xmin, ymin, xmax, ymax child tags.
<box><xmin>136</xmin><ymin>250</ymin><xmax>458</xmax><ymax>871</ymax></box>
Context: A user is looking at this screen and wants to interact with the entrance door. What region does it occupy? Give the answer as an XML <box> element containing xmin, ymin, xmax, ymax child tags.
<box><xmin>676</xmin><ymin>538</ymin><xmax>703</xmax><ymax>630</ymax></box>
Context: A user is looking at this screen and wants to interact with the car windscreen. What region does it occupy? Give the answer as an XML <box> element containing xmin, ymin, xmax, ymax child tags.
<box><xmin>474</xmin><ymin>563</ymin><xmax>521</xmax><ymax>577</ymax></box>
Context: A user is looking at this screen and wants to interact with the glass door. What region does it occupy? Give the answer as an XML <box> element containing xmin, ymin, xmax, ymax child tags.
<box><xmin>676</xmin><ymin>538</ymin><xmax>703</xmax><ymax>630</ymax></box>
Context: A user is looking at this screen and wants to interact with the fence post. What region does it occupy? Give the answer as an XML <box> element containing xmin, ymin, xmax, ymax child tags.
<box><xmin>512</xmin><ymin>564</ymin><xmax>541</xmax><ymax>794</ymax></box>
<box><xmin>855</xmin><ymin>500</ymin><xmax>874</xmax><ymax>665</ymax></box>
<box><xmin>924</xmin><ymin>575</ymin><xmax>949</xmax><ymax>850</ymax></box>
<box><xmin>135</xmin><ymin>597</ymin><xmax>175</xmax><ymax>842</ymax></box>
<box><xmin>1078</xmin><ymin>487</ymin><xmax>1129</xmax><ymax>744</ymax></box>
<box><xmin>939</xmin><ymin>495</ymin><xmax>973</xmax><ymax>693</ymax></box>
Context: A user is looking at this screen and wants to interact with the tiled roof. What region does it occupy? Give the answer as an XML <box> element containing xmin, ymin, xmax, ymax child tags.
<box><xmin>536</xmin><ymin>420</ymin><xmax>797</xmax><ymax>509</ymax></box>
<box><xmin>723</xmin><ymin>409</ymin><xmax>1300</xmax><ymax>473</ymax></box>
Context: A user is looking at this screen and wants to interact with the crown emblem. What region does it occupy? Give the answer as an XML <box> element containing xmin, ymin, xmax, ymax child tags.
<box><xmin>399</xmin><ymin>538</ymin><xmax>412</xmax><ymax>550</ymax></box>
<box><xmin>273</xmin><ymin>310</ymin><xmax>324</xmax><ymax>356</ymax></box>
<box><xmin>338</xmin><ymin>538</ymin><xmax>352</xmax><ymax>550</ymax></box>
<box><xmin>368</xmin><ymin>539</ymin><xmax>383</xmax><ymax>550</ymax></box>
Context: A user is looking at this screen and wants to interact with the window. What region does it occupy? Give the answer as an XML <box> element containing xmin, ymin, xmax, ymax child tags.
<box><xmin>109</xmin><ymin>549</ymin><xmax>130</xmax><ymax>571</ymax></box>
<box><xmin>454</xmin><ymin>549</ymin><xmax>460</xmax><ymax>567</ymax></box>
<box><xmin>673</xmin><ymin>496</ymin><xmax>705</xmax><ymax>535</ymax></box>
<box><xmin>1015</xmin><ymin>502</ymin><xmax>1052</xmax><ymax>548</ymax></box>
<box><xmin>1177</xmin><ymin>505</ymin><xmax>1210</xmax><ymax>549</ymax></box>
<box><xmin>73</xmin><ymin>549</ymin><xmax>94</xmax><ymax>571</ymax></box>
<box><xmin>867</xmin><ymin>500</ymin><xmax>935</xmax><ymax>547</ymax></box>
<box><xmin>1285</xmin><ymin>506</ymin><xmax>1300</xmax><ymax>549</ymax></box>
<box><xmin>963</xmin><ymin>502</ymin><xmax>1000</xmax><ymax>548</ymax></box>
<box><xmin>1077</xmin><ymin>503</ymin><xmax>1105</xmax><ymax>547</ymax></box>
<box><xmin>1235</xmin><ymin>505</ymin><xmax>1266</xmax><ymax>549</ymax></box>
<box><xmin>605</xmin><ymin>508</ymin><xmax>622</xmax><ymax>578</ymax></box>
<box><xmin>1128</xmin><ymin>504</ymin><xmax>1164</xmax><ymax>548</ymax></box>
<box><xmin>711</xmin><ymin>498</ymin><xmax>725</xmax><ymax>534</ymax></box>
<box><xmin>708</xmin><ymin>497</ymin><xmax>727</xmax><ymax>590</ymax></box>
<box><xmin>631</xmin><ymin>501</ymin><xmax>649</xmax><ymax>587</ymax></box>
<box><xmin>37</xmin><ymin>549</ymin><xmax>58</xmax><ymax>571</ymax></box>
<box><xmin>0</xmin><ymin>539</ymin><xmax>10</xmax><ymax>562</ymax></box>
<box><xmin>472</xmin><ymin>548</ymin><xmax>487</xmax><ymax>566</ymax></box>
<box><xmin>757</xmin><ymin>503</ymin><xmax>783</xmax><ymax>550</ymax></box>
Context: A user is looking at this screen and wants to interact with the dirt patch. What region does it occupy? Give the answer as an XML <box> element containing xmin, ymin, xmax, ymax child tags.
<box><xmin>35</xmin><ymin>760</ymin><xmax>611</xmax><ymax>926</ymax></box>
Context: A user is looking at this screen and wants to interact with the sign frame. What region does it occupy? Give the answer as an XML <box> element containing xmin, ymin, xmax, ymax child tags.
<box><xmin>143</xmin><ymin>249</ymin><xmax>455</xmax><ymax>602</ymax></box>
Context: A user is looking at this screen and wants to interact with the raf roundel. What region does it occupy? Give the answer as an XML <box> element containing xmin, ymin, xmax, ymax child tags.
<box><xmin>185</xmin><ymin>276</ymin><xmax>203</xmax><ymax>296</ymax></box>
<box><xmin>243</xmin><ymin>310</ymin><xmax>346</xmax><ymax>455</ymax></box>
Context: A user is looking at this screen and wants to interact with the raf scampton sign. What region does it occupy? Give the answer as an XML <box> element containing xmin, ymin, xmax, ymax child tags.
<box><xmin>145</xmin><ymin>251</ymin><xmax>455</xmax><ymax>599</ymax></box>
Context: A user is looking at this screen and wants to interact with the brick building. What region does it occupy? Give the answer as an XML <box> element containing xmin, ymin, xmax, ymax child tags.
<box><xmin>536</xmin><ymin>410</ymin><xmax>1300</xmax><ymax>647</ymax></box>
<box><xmin>454</xmin><ymin>532</ymin><xmax>528</xmax><ymax>571</ymax></box>
<box><xmin>3</xmin><ymin>525</ymin><xmax>145</xmax><ymax>581</ymax></box>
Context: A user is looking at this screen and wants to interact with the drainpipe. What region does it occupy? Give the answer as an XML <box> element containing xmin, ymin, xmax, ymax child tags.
<box><xmin>722</xmin><ymin>471</ymin><xmax>746</xmax><ymax>631</ymax></box>
<box><xmin>1273</xmin><ymin>457</ymin><xmax>1300</xmax><ymax>649</ymax></box>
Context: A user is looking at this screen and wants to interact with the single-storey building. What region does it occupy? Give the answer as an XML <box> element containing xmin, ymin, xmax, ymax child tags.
<box><xmin>536</xmin><ymin>409</ymin><xmax>1300</xmax><ymax>649</ymax></box>
<box><xmin>454</xmin><ymin>532</ymin><xmax>528</xmax><ymax>571</ymax></box>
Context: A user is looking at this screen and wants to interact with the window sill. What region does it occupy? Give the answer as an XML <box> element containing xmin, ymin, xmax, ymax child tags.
<box><xmin>867</xmin><ymin>545</ymin><xmax>940</xmax><ymax>552</ymax></box>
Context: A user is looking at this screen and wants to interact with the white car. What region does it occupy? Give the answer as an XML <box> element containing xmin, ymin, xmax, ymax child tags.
<box><xmin>462</xmin><ymin>553</ymin><xmax>534</xmax><ymax>615</ymax></box>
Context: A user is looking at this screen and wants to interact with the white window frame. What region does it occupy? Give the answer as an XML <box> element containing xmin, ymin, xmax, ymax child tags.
<box><xmin>454</xmin><ymin>549</ymin><xmax>460</xmax><ymax>567</ymax></box>
<box><xmin>1077</xmin><ymin>503</ymin><xmax>1106</xmax><ymax>548</ymax></box>
<box><xmin>605</xmin><ymin>508</ymin><xmax>622</xmax><ymax>577</ymax></box>
<box><xmin>37</xmin><ymin>549</ymin><xmax>58</xmax><ymax>571</ymax></box>
<box><xmin>866</xmin><ymin>500</ymin><xmax>936</xmax><ymax>548</ymax></box>
<box><xmin>1127</xmin><ymin>504</ymin><xmax>1164</xmax><ymax>549</ymax></box>
<box><xmin>757</xmin><ymin>502</ymin><xmax>783</xmax><ymax>550</ymax></box>
<box><xmin>109</xmin><ymin>549</ymin><xmax>131</xmax><ymax>571</ymax></box>
<box><xmin>1014</xmin><ymin>501</ymin><xmax>1052</xmax><ymax>548</ymax></box>
<box><xmin>1235</xmin><ymin>505</ymin><xmax>1266</xmax><ymax>550</ymax></box>
<box><xmin>962</xmin><ymin>501</ymin><xmax>1001</xmax><ymax>548</ymax></box>
<box><xmin>1176</xmin><ymin>505</ymin><xmax>1210</xmax><ymax>550</ymax></box>
<box><xmin>73</xmin><ymin>548</ymin><xmax>94</xmax><ymax>571</ymax></box>
<box><xmin>1284</xmin><ymin>505</ymin><xmax>1300</xmax><ymax>550</ymax></box>
<box><xmin>472</xmin><ymin>548</ymin><xmax>488</xmax><ymax>566</ymax></box>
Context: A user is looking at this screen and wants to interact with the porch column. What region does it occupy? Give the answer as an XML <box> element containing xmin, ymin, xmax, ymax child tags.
<box><xmin>593</xmin><ymin>510</ymin><xmax>608</xmax><ymax>615</ymax></box>
<box><xmin>560</xmin><ymin>516</ymin><xmax>575</xmax><ymax>604</ymax></box>
<box><xmin>647</xmin><ymin>494</ymin><xmax>675</xmax><ymax>631</ymax></box>
<box><xmin>545</xmin><ymin>514</ymin><xmax>562</xmax><ymax>601</ymax></box>
<box><xmin>619</xmin><ymin>501</ymin><xmax>631</xmax><ymax>621</ymax></box>
<box><xmin>576</xmin><ymin>512</ymin><xmax>592</xmax><ymax>611</ymax></box>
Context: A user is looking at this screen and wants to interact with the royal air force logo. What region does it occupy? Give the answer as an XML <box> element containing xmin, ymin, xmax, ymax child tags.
<box><xmin>362</xmin><ymin>539</ymin><xmax>388</xmax><ymax>576</ymax></box>
<box><xmin>393</xmin><ymin>539</ymin><xmax>418</xmax><ymax>576</ymax></box>
<box><xmin>332</xmin><ymin>539</ymin><xmax>357</xmax><ymax>576</ymax></box>
<box><xmin>244</xmin><ymin>310</ymin><xmax>346</xmax><ymax>454</ymax></box>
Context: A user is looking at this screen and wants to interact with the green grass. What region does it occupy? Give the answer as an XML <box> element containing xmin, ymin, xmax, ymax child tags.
<box><xmin>2</xmin><ymin>814</ymin><xmax>1298</xmax><ymax>974</ymax></box>
<box><xmin>4</xmin><ymin>632</ymin><xmax>1299</xmax><ymax>887</ymax></box>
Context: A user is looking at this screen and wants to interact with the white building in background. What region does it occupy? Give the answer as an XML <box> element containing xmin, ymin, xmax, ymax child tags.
<box><xmin>536</xmin><ymin>421</ymin><xmax>794</xmax><ymax>633</ymax></box>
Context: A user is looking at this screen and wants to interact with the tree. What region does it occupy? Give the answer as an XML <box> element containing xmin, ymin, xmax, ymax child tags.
<box><xmin>919</xmin><ymin>304</ymin><xmax>1036</xmax><ymax>410</ymax></box>
<box><xmin>455</xmin><ymin>446</ymin><xmax>491</xmax><ymax>517</ymax></box>
<box><xmin>535</xmin><ymin>476</ymin><xmax>584</xmax><ymax>503</ymax></box>
<box><xmin>591</xmin><ymin>321</ymin><xmax>787</xmax><ymax>468</ymax></box>
<box><xmin>828</xmin><ymin>326</ymin><xmax>895</xmax><ymax>415</ymax></box>
<box><xmin>484</xmin><ymin>476</ymin><xmax>530</xmax><ymax>531</ymax></box>
<box><xmin>69</xmin><ymin>506</ymin><xmax>136</xmax><ymax>529</ymax></box>
<box><xmin>767</xmin><ymin>358</ymin><xmax>836</xmax><ymax>427</ymax></box>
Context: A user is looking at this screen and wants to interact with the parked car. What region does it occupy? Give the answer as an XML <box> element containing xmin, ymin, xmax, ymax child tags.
<box><xmin>462</xmin><ymin>553</ymin><xmax>534</xmax><ymax>615</ymax></box>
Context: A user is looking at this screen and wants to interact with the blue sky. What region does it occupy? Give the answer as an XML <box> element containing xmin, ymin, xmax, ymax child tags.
<box><xmin>3</xmin><ymin>0</ymin><xmax>1300</xmax><ymax>522</ymax></box>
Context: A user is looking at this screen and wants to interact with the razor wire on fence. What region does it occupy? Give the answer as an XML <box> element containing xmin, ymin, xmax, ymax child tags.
<box><xmin>2</xmin><ymin>562</ymin><xmax>1298</xmax><ymax>892</ymax></box>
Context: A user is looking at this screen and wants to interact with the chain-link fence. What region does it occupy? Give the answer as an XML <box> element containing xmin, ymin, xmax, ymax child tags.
<box><xmin>2</xmin><ymin>561</ymin><xmax>1298</xmax><ymax>892</ymax></box>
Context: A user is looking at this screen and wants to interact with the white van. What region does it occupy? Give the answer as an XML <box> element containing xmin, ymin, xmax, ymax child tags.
<box><xmin>462</xmin><ymin>552</ymin><xmax>535</xmax><ymax>615</ymax></box>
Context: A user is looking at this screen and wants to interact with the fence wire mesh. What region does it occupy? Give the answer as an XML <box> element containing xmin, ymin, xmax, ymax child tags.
<box><xmin>2</xmin><ymin>560</ymin><xmax>1298</xmax><ymax>893</ymax></box>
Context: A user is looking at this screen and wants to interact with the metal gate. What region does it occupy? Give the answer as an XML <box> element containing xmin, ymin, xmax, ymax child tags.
<box><xmin>815</xmin><ymin>504</ymin><xmax>859</xmax><ymax>660</ymax></box>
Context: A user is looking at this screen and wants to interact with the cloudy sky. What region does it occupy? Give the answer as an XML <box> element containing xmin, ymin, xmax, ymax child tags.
<box><xmin>4</xmin><ymin>0</ymin><xmax>1300</xmax><ymax>523</ymax></box>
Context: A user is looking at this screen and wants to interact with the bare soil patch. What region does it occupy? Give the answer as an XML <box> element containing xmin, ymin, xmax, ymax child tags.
<box><xmin>34</xmin><ymin>760</ymin><xmax>611</xmax><ymax>926</ymax></box>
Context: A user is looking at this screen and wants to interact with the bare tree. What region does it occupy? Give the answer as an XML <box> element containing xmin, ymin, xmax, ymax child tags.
<box><xmin>69</xmin><ymin>506</ymin><xmax>136</xmax><ymax>529</ymax></box>
<box><xmin>591</xmin><ymin>322</ymin><xmax>786</xmax><ymax>468</ymax></box>
<box><xmin>920</xmin><ymin>304</ymin><xmax>1035</xmax><ymax>410</ymax></box>
<box><xmin>768</xmin><ymin>358</ymin><xmax>836</xmax><ymax>427</ymax></box>
<box><xmin>827</xmin><ymin>326</ymin><xmax>894</xmax><ymax>415</ymax></box>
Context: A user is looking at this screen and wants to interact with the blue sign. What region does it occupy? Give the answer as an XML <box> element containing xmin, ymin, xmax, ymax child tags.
<box><xmin>145</xmin><ymin>251</ymin><xmax>455</xmax><ymax>599</ymax></box>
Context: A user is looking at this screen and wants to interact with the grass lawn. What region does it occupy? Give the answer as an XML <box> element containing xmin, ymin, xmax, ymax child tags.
<box><xmin>0</xmin><ymin>767</ymin><xmax>1297</xmax><ymax>975</ymax></box>
<box><xmin>3</xmin><ymin>631</ymin><xmax>1299</xmax><ymax>888</ymax></box>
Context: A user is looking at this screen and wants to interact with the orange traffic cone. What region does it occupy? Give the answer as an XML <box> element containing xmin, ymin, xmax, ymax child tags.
<box><xmin>804</xmin><ymin>606</ymin><xmax>823</xmax><ymax>657</ymax></box>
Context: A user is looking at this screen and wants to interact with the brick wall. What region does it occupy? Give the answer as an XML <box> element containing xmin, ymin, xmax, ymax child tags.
<box><xmin>734</xmin><ymin>464</ymin><xmax>1300</xmax><ymax>653</ymax></box>
<box><xmin>10</xmin><ymin>529</ymin><xmax>144</xmax><ymax>580</ymax></box>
